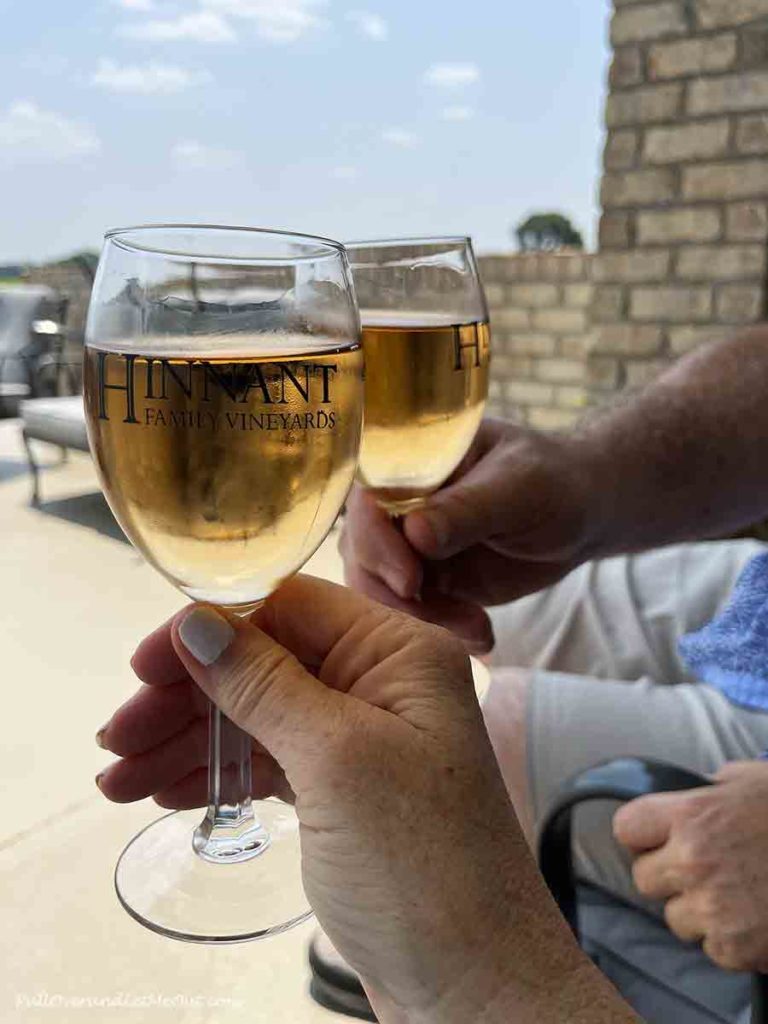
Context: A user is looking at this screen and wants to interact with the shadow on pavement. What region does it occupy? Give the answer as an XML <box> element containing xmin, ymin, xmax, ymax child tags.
<box><xmin>35</xmin><ymin>491</ymin><xmax>128</xmax><ymax>544</ymax></box>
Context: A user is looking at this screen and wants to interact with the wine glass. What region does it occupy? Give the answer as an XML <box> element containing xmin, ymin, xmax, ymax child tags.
<box><xmin>346</xmin><ymin>237</ymin><xmax>490</xmax><ymax>515</ymax></box>
<box><xmin>84</xmin><ymin>225</ymin><xmax>364</xmax><ymax>942</ymax></box>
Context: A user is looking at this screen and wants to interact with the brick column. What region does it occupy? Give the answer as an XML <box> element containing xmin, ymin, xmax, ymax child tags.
<box><xmin>589</xmin><ymin>0</ymin><xmax>768</xmax><ymax>400</ymax></box>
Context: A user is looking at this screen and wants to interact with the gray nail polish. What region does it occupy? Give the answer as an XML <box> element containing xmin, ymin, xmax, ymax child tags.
<box><xmin>179</xmin><ymin>607</ymin><xmax>235</xmax><ymax>667</ymax></box>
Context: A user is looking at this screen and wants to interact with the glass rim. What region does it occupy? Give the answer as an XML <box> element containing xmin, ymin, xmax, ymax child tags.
<box><xmin>103</xmin><ymin>223</ymin><xmax>347</xmax><ymax>263</ymax></box>
<box><xmin>344</xmin><ymin>235</ymin><xmax>472</xmax><ymax>250</ymax></box>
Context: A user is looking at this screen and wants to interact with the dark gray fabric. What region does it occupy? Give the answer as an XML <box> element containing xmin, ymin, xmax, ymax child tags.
<box><xmin>579</xmin><ymin>885</ymin><xmax>751</xmax><ymax>1023</ymax></box>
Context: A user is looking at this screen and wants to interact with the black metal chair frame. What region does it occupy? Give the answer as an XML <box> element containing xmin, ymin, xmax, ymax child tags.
<box><xmin>0</xmin><ymin>295</ymin><xmax>74</xmax><ymax>406</ymax></box>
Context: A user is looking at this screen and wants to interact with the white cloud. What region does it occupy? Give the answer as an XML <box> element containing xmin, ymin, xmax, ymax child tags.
<box><xmin>91</xmin><ymin>59</ymin><xmax>210</xmax><ymax>93</ymax></box>
<box><xmin>119</xmin><ymin>1</ymin><xmax>326</xmax><ymax>45</ymax></box>
<box><xmin>381</xmin><ymin>127</ymin><xmax>418</xmax><ymax>148</ymax></box>
<box><xmin>201</xmin><ymin>0</ymin><xmax>328</xmax><ymax>43</ymax></box>
<box><xmin>441</xmin><ymin>105</ymin><xmax>474</xmax><ymax>121</ymax></box>
<box><xmin>0</xmin><ymin>101</ymin><xmax>100</xmax><ymax>162</ymax></box>
<box><xmin>347</xmin><ymin>10</ymin><xmax>388</xmax><ymax>41</ymax></box>
<box><xmin>114</xmin><ymin>0</ymin><xmax>155</xmax><ymax>10</ymax></box>
<box><xmin>171</xmin><ymin>139</ymin><xmax>241</xmax><ymax>169</ymax></box>
<box><xmin>424</xmin><ymin>62</ymin><xmax>480</xmax><ymax>89</ymax></box>
<box><xmin>120</xmin><ymin>10</ymin><xmax>236</xmax><ymax>43</ymax></box>
<box><xmin>331</xmin><ymin>164</ymin><xmax>358</xmax><ymax>180</ymax></box>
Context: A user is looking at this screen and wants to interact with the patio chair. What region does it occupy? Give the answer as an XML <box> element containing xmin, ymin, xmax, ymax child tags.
<box><xmin>20</xmin><ymin>396</ymin><xmax>89</xmax><ymax>505</ymax></box>
<box><xmin>0</xmin><ymin>285</ymin><xmax>69</xmax><ymax>415</ymax></box>
<box><xmin>539</xmin><ymin>757</ymin><xmax>768</xmax><ymax>1024</ymax></box>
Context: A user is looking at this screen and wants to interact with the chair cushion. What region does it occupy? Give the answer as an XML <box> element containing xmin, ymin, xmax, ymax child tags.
<box><xmin>21</xmin><ymin>396</ymin><xmax>89</xmax><ymax>451</ymax></box>
<box><xmin>579</xmin><ymin>884</ymin><xmax>751</xmax><ymax>1024</ymax></box>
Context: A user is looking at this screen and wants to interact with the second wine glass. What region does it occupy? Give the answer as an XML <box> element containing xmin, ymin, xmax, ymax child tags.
<box><xmin>347</xmin><ymin>236</ymin><xmax>491</xmax><ymax>515</ymax></box>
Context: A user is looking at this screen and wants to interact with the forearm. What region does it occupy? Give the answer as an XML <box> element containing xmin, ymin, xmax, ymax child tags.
<box><xmin>420</xmin><ymin>943</ymin><xmax>639</xmax><ymax>1024</ymax></box>
<box><xmin>576</xmin><ymin>325</ymin><xmax>768</xmax><ymax>556</ymax></box>
<box><xmin>365</xmin><ymin>870</ymin><xmax>640</xmax><ymax>1024</ymax></box>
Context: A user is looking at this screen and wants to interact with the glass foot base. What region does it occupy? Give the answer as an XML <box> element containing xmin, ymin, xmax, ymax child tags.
<box><xmin>193</xmin><ymin>812</ymin><xmax>271</xmax><ymax>864</ymax></box>
<box><xmin>115</xmin><ymin>800</ymin><xmax>313</xmax><ymax>943</ymax></box>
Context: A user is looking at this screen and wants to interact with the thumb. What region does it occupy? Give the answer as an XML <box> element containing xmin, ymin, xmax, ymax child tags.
<box><xmin>404</xmin><ymin>451</ymin><xmax>509</xmax><ymax>560</ymax></box>
<box><xmin>171</xmin><ymin>604</ymin><xmax>339</xmax><ymax>769</ymax></box>
<box><xmin>613</xmin><ymin>793</ymin><xmax>677</xmax><ymax>853</ymax></box>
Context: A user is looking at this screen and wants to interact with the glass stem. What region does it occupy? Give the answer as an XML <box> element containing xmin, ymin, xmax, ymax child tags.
<box><xmin>193</xmin><ymin>603</ymin><xmax>270</xmax><ymax>864</ymax></box>
<box><xmin>193</xmin><ymin>707</ymin><xmax>270</xmax><ymax>863</ymax></box>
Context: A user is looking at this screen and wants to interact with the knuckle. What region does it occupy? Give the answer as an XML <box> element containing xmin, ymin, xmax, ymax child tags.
<box><xmin>674</xmin><ymin>833</ymin><xmax>707</xmax><ymax>876</ymax></box>
<box><xmin>431</xmin><ymin>622</ymin><xmax>468</xmax><ymax>659</ymax></box>
<box><xmin>415</xmin><ymin>622</ymin><xmax>467</xmax><ymax>667</ymax></box>
<box><xmin>683</xmin><ymin>794</ymin><xmax>722</xmax><ymax>832</ymax></box>
<box><xmin>353</xmin><ymin>603</ymin><xmax>468</xmax><ymax>680</ymax></box>
<box><xmin>685</xmin><ymin>790</ymin><xmax>714</xmax><ymax>813</ymax></box>
<box><xmin>385</xmin><ymin>611</ymin><xmax>467</xmax><ymax>673</ymax></box>
<box><xmin>697</xmin><ymin>886</ymin><xmax>727</xmax><ymax>926</ymax></box>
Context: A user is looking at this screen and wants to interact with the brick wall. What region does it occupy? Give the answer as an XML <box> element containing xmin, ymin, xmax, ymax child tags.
<box><xmin>480</xmin><ymin>2</ymin><xmax>768</xmax><ymax>431</ymax></box>
<box><xmin>478</xmin><ymin>253</ymin><xmax>594</xmax><ymax>429</ymax></box>
<box><xmin>593</xmin><ymin>0</ymin><xmax>768</xmax><ymax>396</ymax></box>
<box><xmin>19</xmin><ymin>251</ymin><xmax>595</xmax><ymax>428</ymax></box>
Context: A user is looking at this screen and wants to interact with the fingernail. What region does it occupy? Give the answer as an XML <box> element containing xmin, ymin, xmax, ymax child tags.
<box><xmin>380</xmin><ymin>565</ymin><xmax>411</xmax><ymax>601</ymax></box>
<box><xmin>95</xmin><ymin>771</ymin><xmax>105</xmax><ymax>791</ymax></box>
<box><xmin>95</xmin><ymin>725</ymin><xmax>108</xmax><ymax>749</ymax></box>
<box><xmin>178</xmin><ymin>606</ymin><xmax>234</xmax><ymax>667</ymax></box>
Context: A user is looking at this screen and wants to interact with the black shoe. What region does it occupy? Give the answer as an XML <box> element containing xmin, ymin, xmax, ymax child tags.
<box><xmin>308</xmin><ymin>930</ymin><xmax>378</xmax><ymax>1021</ymax></box>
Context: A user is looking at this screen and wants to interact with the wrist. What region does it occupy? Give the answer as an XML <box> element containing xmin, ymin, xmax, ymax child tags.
<box><xmin>364</xmin><ymin>930</ymin><xmax>521</xmax><ymax>1024</ymax></box>
<box><xmin>370</xmin><ymin>929</ymin><xmax>625</xmax><ymax>1024</ymax></box>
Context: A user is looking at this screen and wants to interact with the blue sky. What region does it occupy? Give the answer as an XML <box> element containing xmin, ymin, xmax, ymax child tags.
<box><xmin>0</xmin><ymin>0</ymin><xmax>610</xmax><ymax>263</ymax></box>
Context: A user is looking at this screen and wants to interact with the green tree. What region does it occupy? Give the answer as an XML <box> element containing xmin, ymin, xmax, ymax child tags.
<box><xmin>61</xmin><ymin>249</ymin><xmax>99</xmax><ymax>282</ymax></box>
<box><xmin>515</xmin><ymin>213</ymin><xmax>584</xmax><ymax>252</ymax></box>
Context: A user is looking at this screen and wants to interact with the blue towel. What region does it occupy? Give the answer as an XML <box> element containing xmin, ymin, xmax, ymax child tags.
<box><xmin>679</xmin><ymin>552</ymin><xmax>768</xmax><ymax>713</ymax></box>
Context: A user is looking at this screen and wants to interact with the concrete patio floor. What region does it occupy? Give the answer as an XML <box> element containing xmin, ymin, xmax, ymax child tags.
<box><xmin>0</xmin><ymin>417</ymin><xmax>356</xmax><ymax>1024</ymax></box>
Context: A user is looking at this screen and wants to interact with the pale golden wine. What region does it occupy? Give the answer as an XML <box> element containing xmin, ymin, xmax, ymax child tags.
<box><xmin>84</xmin><ymin>343</ymin><xmax>363</xmax><ymax>606</ymax></box>
<box><xmin>357</xmin><ymin>319</ymin><xmax>490</xmax><ymax>512</ymax></box>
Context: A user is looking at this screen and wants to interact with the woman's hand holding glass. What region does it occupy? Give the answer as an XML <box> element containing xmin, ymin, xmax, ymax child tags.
<box><xmin>96</xmin><ymin>575</ymin><xmax>635</xmax><ymax>1024</ymax></box>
